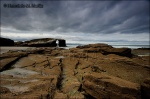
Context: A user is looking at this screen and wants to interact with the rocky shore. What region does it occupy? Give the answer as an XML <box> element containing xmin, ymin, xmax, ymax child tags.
<box><xmin>0</xmin><ymin>42</ymin><xmax>150</xmax><ymax>99</ymax></box>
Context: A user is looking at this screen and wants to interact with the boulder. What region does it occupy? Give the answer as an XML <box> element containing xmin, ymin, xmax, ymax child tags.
<box><xmin>83</xmin><ymin>73</ymin><xmax>140</xmax><ymax>99</ymax></box>
<box><xmin>141</xmin><ymin>78</ymin><xmax>150</xmax><ymax>99</ymax></box>
<box><xmin>0</xmin><ymin>37</ymin><xmax>14</xmax><ymax>46</ymax></box>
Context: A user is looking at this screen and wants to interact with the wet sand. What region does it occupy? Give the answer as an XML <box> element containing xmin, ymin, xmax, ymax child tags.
<box><xmin>0</xmin><ymin>47</ymin><xmax>31</xmax><ymax>54</ymax></box>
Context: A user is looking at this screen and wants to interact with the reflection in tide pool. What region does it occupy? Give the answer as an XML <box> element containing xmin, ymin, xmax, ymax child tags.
<box><xmin>55</xmin><ymin>56</ymin><xmax>65</xmax><ymax>58</ymax></box>
<box><xmin>2</xmin><ymin>85</ymin><xmax>29</xmax><ymax>93</ymax></box>
<box><xmin>1</xmin><ymin>68</ymin><xmax>39</xmax><ymax>78</ymax></box>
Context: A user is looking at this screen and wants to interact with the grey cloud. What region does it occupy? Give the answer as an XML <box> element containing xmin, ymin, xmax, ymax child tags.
<box><xmin>1</xmin><ymin>0</ymin><xmax>149</xmax><ymax>34</ymax></box>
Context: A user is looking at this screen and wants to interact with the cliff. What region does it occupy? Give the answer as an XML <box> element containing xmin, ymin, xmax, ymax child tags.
<box><xmin>0</xmin><ymin>37</ymin><xmax>14</xmax><ymax>46</ymax></box>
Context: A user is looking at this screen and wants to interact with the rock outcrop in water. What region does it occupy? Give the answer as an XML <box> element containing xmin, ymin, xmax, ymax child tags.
<box><xmin>0</xmin><ymin>43</ymin><xmax>150</xmax><ymax>99</ymax></box>
<box><xmin>0</xmin><ymin>37</ymin><xmax>14</xmax><ymax>46</ymax></box>
<box><xmin>58</xmin><ymin>39</ymin><xmax>66</xmax><ymax>47</ymax></box>
<box><xmin>77</xmin><ymin>43</ymin><xmax>132</xmax><ymax>57</ymax></box>
<box><xmin>15</xmin><ymin>38</ymin><xmax>66</xmax><ymax>47</ymax></box>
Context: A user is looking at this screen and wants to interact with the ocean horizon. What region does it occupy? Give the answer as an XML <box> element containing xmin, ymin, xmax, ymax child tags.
<box><xmin>66</xmin><ymin>42</ymin><xmax>150</xmax><ymax>49</ymax></box>
<box><xmin>12</xmin><ymin>40</ymin><xmax>150</xmax><ymax>49</ymax></box>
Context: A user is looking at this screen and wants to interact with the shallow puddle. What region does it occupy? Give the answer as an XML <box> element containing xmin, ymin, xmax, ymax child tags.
<box><xmin>1</xmin><ymin>68</ymin><xmax>39</xmax><ymax>78</ymax></box>
<box><xmin>0</xmin><ymin>47</ymin><xmax>30</xmax><ymax>54</ymax></box>
<box><xmin>55</xmin><ymin>56</ymin><xmax>65</xmax><ymax>58</ymax></box>
<box><xmin>138</xmin><ymin>54</ymin><xmax>150</xmax><ymax>56</ymax></box>
<box><xmin>2</xmin><ymin>85</ymin><xmax>29</xmax><ymax>93</ymax></box>
<box><xmin>20</xmin><ymin>79</ymin><xmax>39</xmax><ymax>83</ymax></box>
<box><xmin>4</xmin><ymin>79</ymin><xmax>39</xmax><ymax>83</ymax></box>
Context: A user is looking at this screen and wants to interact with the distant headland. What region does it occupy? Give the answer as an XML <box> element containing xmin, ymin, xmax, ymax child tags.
<box><xmin>0</xmin><ymin>37</ymin><xmax>66</xmax><ymax>47</ymax></box>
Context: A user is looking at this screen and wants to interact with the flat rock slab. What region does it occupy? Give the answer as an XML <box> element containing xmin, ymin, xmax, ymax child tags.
<box><xmin>0</xmin><ymin>57</ymin><xmax>18</xmax><ymax>71</ymax></box>
<box><xmin>0</xmin><ymin>54</ymin><xmax>62</xmax><ymax>99</ymax></box>
<box><xmin>83</xmin><ymin>73</ymin><xmax>140</xmax><ymax>99</ymax></box>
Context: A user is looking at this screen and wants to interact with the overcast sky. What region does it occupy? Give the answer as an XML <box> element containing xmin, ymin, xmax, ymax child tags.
<box><xmin>1</xmin><ymin>0</ymin><xmax>149</xmax><ymax>45</ymax></box>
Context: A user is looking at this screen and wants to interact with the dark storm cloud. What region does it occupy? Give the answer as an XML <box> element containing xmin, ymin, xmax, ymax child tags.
<box><xmin>1</xmin><ymin>0</ymin><xmax>149</xmax><ymax>34</ymax></box>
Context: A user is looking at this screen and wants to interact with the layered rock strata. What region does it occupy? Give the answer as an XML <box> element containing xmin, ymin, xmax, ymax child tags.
<box><xmin>0</xmin><ymin>43</ymin><xmax>149</xmax><ymax>99</ymax></box>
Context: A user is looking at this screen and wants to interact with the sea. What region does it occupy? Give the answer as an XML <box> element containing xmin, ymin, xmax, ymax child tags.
<box><xmin>65</xmin><ymin>40</ymin><xmax>150</xmax><ymax>49</ymax></box>
<box><xmin>66</xmin><ymin>43</ymin><xmax>150</xmax><ymax>49</ymax></box>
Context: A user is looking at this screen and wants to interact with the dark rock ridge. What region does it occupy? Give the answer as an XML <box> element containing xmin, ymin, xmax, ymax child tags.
<box><xmin>76</xmin><ymin>43</ymin><xmax>132</xmax><ymax>57</ymax></box>
<box><xmin>0</xmin><ymin>37</ymin><xmax>14</xmax><ymax>46</ymax></box>
<box><xmin>15</xmin><ymin>38</ymin><xmax>66</xmax><ymax>47</ymax></box>
<box><xmin>83</xmin><ymin>74</ymin><xmax>140</xmax><ymax>99</ymax></box>
<box><xmin>141</xmin><ymin>78</ymin><xmax>150</xmax><ymax>99</ymax></box>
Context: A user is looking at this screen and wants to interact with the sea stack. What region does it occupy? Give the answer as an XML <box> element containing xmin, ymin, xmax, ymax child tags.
<box><xmin>58</xmin><ymin>39</ymin><xmax>66</xmax><ymax>47</ymax></box>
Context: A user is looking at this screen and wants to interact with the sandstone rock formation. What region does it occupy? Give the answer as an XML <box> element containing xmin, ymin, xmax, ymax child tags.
<box><xmin>77</xmin><ymin>43</ymin><xmax>132</xmax><ymax>57</ymax></box>
<box><xmin>0</xmin><ymin>37</ymin><xmax>14</xmax><ymax>46</ymax></box>
<box><xmin>83</xmin><ymin>73</ymin><xmax>140</xmax><ymax>99</ymax></box>
<box><xmin>0</xmin><ymin>43</ymin><xmax>149</xmax><ymax>99</ymax></box>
